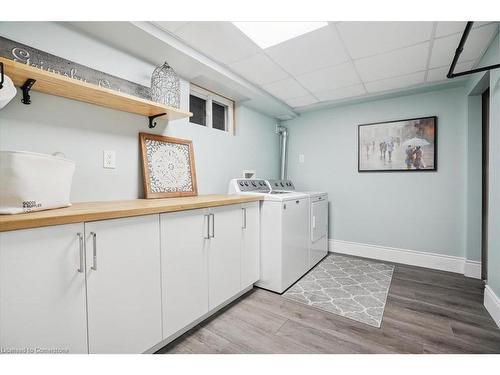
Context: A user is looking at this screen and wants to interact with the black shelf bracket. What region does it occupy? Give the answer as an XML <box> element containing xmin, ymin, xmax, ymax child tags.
<box><xmin>0</xmin><ymin>62</ymin><xmax>4</xmax><ymax>90</ymax></box>
<box><xmin>148</xmin><ymin>113</ymin><xmax>166</xmax><ymax>128</ymax></box>
<box><xmin>447</xmin><ymin>21</ymin><xmax>500</xmax><ymax>79</ymax></box>
<box><xmin>21</xmin><ymin>78</ymin><xmax>36</xmax><ymax>105</ymax></box>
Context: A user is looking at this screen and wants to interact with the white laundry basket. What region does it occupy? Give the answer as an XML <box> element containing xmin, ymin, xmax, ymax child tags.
<box><xmin>0</xmin><ymin>151</ymin><xmax>76</xmax><ymax>214</ymax></box>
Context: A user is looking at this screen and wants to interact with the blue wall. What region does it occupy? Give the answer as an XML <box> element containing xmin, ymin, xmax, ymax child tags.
<box><xmin>285</xmin><ymin>87</ymin><xmax>468</xmax><ymax>258</ymax></box>
<box><xmin>480</xmin><ymin>33</ymin><xmax>500</xmax><ymax>296</ymax></box>
<box><xmin>465</xmin><ymin>29</ymin><xmax>500</xmax><ymax>296</ymax></box>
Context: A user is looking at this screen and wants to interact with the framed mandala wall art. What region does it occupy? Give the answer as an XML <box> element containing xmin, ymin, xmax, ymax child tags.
<box><xmin>139</xmin><ymin>133</ymin><xmax>198</xmax><ymax>199</ymax></box>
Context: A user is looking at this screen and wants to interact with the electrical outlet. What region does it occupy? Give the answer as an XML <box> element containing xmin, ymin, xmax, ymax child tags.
<box><xmin>299</xmin><ymin>154</ymin><xmax>305</xmax><ymax>163</ymax></box>
<box><xmin>103</xmin><ymin>150</ymin><xmax>116</xmax><ymax>169</ymax></box>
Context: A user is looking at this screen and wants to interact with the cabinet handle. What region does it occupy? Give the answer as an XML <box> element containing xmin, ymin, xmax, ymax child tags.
<box><xmin>312</xmin><ymin>216</ymin><xmax>316</xmax><ymax>229</ymax></box>
<box><xmin>90</xmin><ymin>232</ymin><xmax>97</xmax><ymax>271</ymax></box>
<box><xmin>210</xmin><ymin>213</ymin><xmax>215</xmax><ymax>238</ymax></box>
<box><xmin>296</xmin><ymin>200</ymin><xmax>300</xmax><ymax>204</ymax></box>
<box><xmin>77</xmin><ymin>233</ymin><xmax>84</xmax><ymax>273</ymax></box>
<box><xmin>242</xmin><ymin>208</ymin><xmax>247</xmax><ymax>229</ymax></box>
<box><xmin>204</xmin><ymin>214</ymin><xmax>210</xmax><ymax>239</ymax></box>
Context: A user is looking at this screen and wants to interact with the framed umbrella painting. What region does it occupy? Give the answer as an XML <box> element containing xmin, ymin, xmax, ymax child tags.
<box><xmin>358</xmin><ymin>116</ymin><xmax>437</xmax><ymax>172</ymax></box>
<box><xmin>140</xmin><ymin>133</ymin><xmax>198</xmax><ymax>198</ymax></box>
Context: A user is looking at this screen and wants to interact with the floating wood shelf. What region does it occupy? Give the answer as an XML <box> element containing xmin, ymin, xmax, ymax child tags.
<box><xmin>0</xmin><ymin>57</ymin><xmax>192</xmax><ymax>125</ymax></box>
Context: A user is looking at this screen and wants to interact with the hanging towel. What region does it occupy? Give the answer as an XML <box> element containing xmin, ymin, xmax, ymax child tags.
<box><xmin>0</xmin><ymin>74</ymin><xmax>17</xmax><ymax>110</ymax></box>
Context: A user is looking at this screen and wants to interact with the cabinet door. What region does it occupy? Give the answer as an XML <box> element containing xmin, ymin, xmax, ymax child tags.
<box><xmin>208</xmin><ymin>205</ymin><xmax>242</xmax><ymax>310</ymax></box>
<box><xmin>241</xmin><ymin>202</ymin><xmax>260</xmax><ymax>289</ymax></box>
<box><xmin>282</xmin><ymin>198</ymin><xmax>310</xmax><ymax>290</ymax></box>
<box><xmin>85</xmin><ymin>215</ymin><xmax>162</xmax><ymax>354</ymax></box>
<box><xmin>0</xmin><ymin>224</ymin><xmax>88</xmax><ymax>353</ymax></box>
<box><xmin>160</xmin><ymin>209</ymin><xmax>209</xmax><ymax>339</ymax></box>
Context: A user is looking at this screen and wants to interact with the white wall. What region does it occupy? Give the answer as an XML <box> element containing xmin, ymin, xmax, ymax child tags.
<box><xmin>0</xmin><ymin>22</ymin><xmax>280</xmax><ymax>202</ymax></box>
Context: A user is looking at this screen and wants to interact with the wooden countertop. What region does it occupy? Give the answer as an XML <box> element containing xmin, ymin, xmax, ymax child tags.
<box><xmin>0</xmin><ymin>195</ymin><xmax>262</xmax><ymax>232</ymax></box>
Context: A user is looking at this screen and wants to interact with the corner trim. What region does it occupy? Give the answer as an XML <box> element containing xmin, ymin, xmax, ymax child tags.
<box><xmin>484</xmin><ymin>285</ymin><xmax>500</xmax><ymax>328</ymax></box>
<box><xmin>329</xmin><ymin>239</ymin><xmax>480</xmax><ymax>278</ymax></box>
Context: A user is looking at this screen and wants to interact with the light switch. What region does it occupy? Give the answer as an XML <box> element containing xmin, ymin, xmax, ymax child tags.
<box><xmin>299</xmin><ymin>154</ymin><xmax>305</xmax><ymax>163</ymax></box>
<box><xmin>103</xmin><ymin>150</ymin><xmax>116</xmax><ymax>169</ymax></box>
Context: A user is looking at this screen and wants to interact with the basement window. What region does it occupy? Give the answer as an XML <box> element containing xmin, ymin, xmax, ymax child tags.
<box><xmin>189</xmin><ymin>95</ymin><xmax>206</xmax><ymax>126</ymax></box>
<box><xmin>189</xmin><ymin>84</ymin><xmax>234</xmax><ymax>134</ymax></box>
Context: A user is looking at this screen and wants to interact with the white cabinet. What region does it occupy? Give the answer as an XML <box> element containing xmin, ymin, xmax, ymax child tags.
<box><xmin>241</xmin><ymin>202</ymin><xmax>260</xmax><ymax>289</ymax></box>
<box><xmin>160</xmin><ymin>209</ymin><xmax>209</xmax><ymax>339</ymax></box>
<box><xmin>0</xmin><ymin>224</ymin><xmax>88</xmax><ymax>353</ymax></box>
<box><xmin>84</xmin><ymin>215</ymin><xmax>162</xmax><ymax>354</ymax></box>
<box><xmin>160</xmin><ymin>202</ymin><xmax>259</xmax><ymax>339</ymax></box>
<box><xmin>208</xmin><ymin>205</ymin><xmax>242</xmax><ymax>310</ymax></box>
<box><xmin>0</xmin><ymin>201</ymin><xmax>260</xmax><ymax>352</ymax></box>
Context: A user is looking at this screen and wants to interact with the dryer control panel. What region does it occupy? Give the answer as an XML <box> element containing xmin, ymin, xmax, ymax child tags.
<box><xmin>267</xmin><ymin>179</ymin><xmax>295</xmax><ymax>191</ymax></box>
<box><xmin>233</xmin><ymin>179</ymin><xmax>270</xmax><ymax>192</ymax></box>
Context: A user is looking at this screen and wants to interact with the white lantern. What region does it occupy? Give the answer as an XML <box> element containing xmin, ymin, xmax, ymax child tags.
<box><xmin>150</xmin><ymin>61</ymin><xmax>180</xmax><ymax>108</ymax></box>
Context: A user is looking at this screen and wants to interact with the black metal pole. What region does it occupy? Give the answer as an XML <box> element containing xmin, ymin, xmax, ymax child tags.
<box><xmin>447</xmin><ymin>21</ymin><xmax>500</xmax><ymax>79</ymax></box>
<box><xmin>0</xmin><ymin>62</ymin><xmax>4</xmax><ymax>89</ymax></box>
<box><xmin>451</xmin><ymin>63</ymin><xmax>500</xmax><ymax>78</ymax></box>
<box><xmin>447</xmin><ymin>22</ymin><xmax>474</xmax><ymax>79</ymax></box>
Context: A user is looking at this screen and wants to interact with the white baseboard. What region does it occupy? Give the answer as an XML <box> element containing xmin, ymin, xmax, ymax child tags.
<box><xmin>329</xmin><ymin>239</ymin><xmax>481</xmax><ymax>278</ymax></box>
<box><xmin>484</xmin><ymin>285</ymin><xmax>500</xmax><ymax>328</ymax></box>
<box><xmin>464</xmin><ymin>260</ymin><xmax>482</xmax><ymax>279</ymax></box>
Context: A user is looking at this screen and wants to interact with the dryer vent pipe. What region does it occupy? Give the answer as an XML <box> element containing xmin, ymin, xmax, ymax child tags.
<box><xmin>276</xmin><ymin>125</ymin><xmax>289</xmax><ymax>180</ymax></box>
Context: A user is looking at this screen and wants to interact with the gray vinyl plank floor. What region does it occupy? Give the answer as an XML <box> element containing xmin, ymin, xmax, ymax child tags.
<box><xmin>157</xmin><ymin>255</ymin><xmax>500</xmax><ymax>354</ymax></box>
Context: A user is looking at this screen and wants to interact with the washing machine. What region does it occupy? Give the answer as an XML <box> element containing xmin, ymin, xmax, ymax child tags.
<box><xmin>228</xmin><ymin>178</ymin><xmax>310</xmax><ymax>293</ymax></box>
<box><xmin>267</xmin><ymin>180</ymin><xmax>329</xmax><ymax>268</ymax></box>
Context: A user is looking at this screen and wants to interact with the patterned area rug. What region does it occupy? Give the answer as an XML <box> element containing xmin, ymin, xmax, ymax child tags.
<box><xmin>283</xmin><ymin>254</ymin><xmax>394</xmax><ymax>327</ymax></box>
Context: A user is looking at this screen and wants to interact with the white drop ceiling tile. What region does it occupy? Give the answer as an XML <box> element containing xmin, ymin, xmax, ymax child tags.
<box><xmin>435</xmin><ymin>22</ymin><xmax>466</xmax><ymax>38</ymax></box>
<box><xmin>354</xmin><ymin>42</ymin><xmax>430</xmax><ymax>82</ymax></box>
<box><xmin>365</xmin><ymin>72</ymin><xmax>425</xmax><ymax>93</ymax></box>
<box><xmin>153</xmin><ymin>21</ymin><xmax>189</xmax><ymax>33</ymax></box>
<box><xmin>228</xmin><ymin>53</ymin><xmax>289</xmax><ymax>85</ymax></box>
<box><xmin>430</xmin><ymin>23</ymin><xmax>499</xmax><ymax>68</ymax></box>
<box><xmin>173</xmin><ymin>22</ymin><xmax>261</xmax><ymax>64</ymax></box>
<box><xmin>285</xmin><ymin>95</ymin><xmax>319</xmax><ymax>108</ymax></box>
<box><xmin>295</xmin><ymin>63</ymin><xmax>360</xmax><ymax>93</ymax></box>
<box><xmin>429</xmin><ymin>34</ymin><xmax>461</xmax><ymax>69</ymax></box>
<box><xmin>435</xmin><ymin>21</ymin><xmax>495</xmax><ymax>37</ymax></box>
<box><xmin>426</xmin><ymin>61</ymin><xmax>475</xmax><ymax>82</ymax></box>
<box><xmin>460</xmin><ymin>23</ymin><xmax>499</xmax><ymax>61</ymax></box>
<box><xmin>265</xmin><ymin>26</ymin><xmax>349</xmax><ymax>75</ymax></box>
<box><xmin>336</xmin><ymin>22</ymin><xmax>434</xmax><ymax>59</ymax></box>
<box><xmin>262</xmin><ymin>78</ymin><xmax>310</xmax><ymax>100</ymax></box>
<box><xmin>315</xmin><ymin>84</ymin><xmax>366</xmax><ymax>102</ymax></box>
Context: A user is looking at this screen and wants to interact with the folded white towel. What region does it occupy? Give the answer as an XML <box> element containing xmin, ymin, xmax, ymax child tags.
<box><xmin>0</xmin><ymin>74</ymin><xmax>17</xmax><ymax>110</ymax></box>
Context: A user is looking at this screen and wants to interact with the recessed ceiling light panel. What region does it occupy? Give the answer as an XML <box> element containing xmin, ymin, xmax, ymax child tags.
<box><xmin>232</xmin><ymin>21</ymin><xmax>328</xmax><ymax>49</ymax></box>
